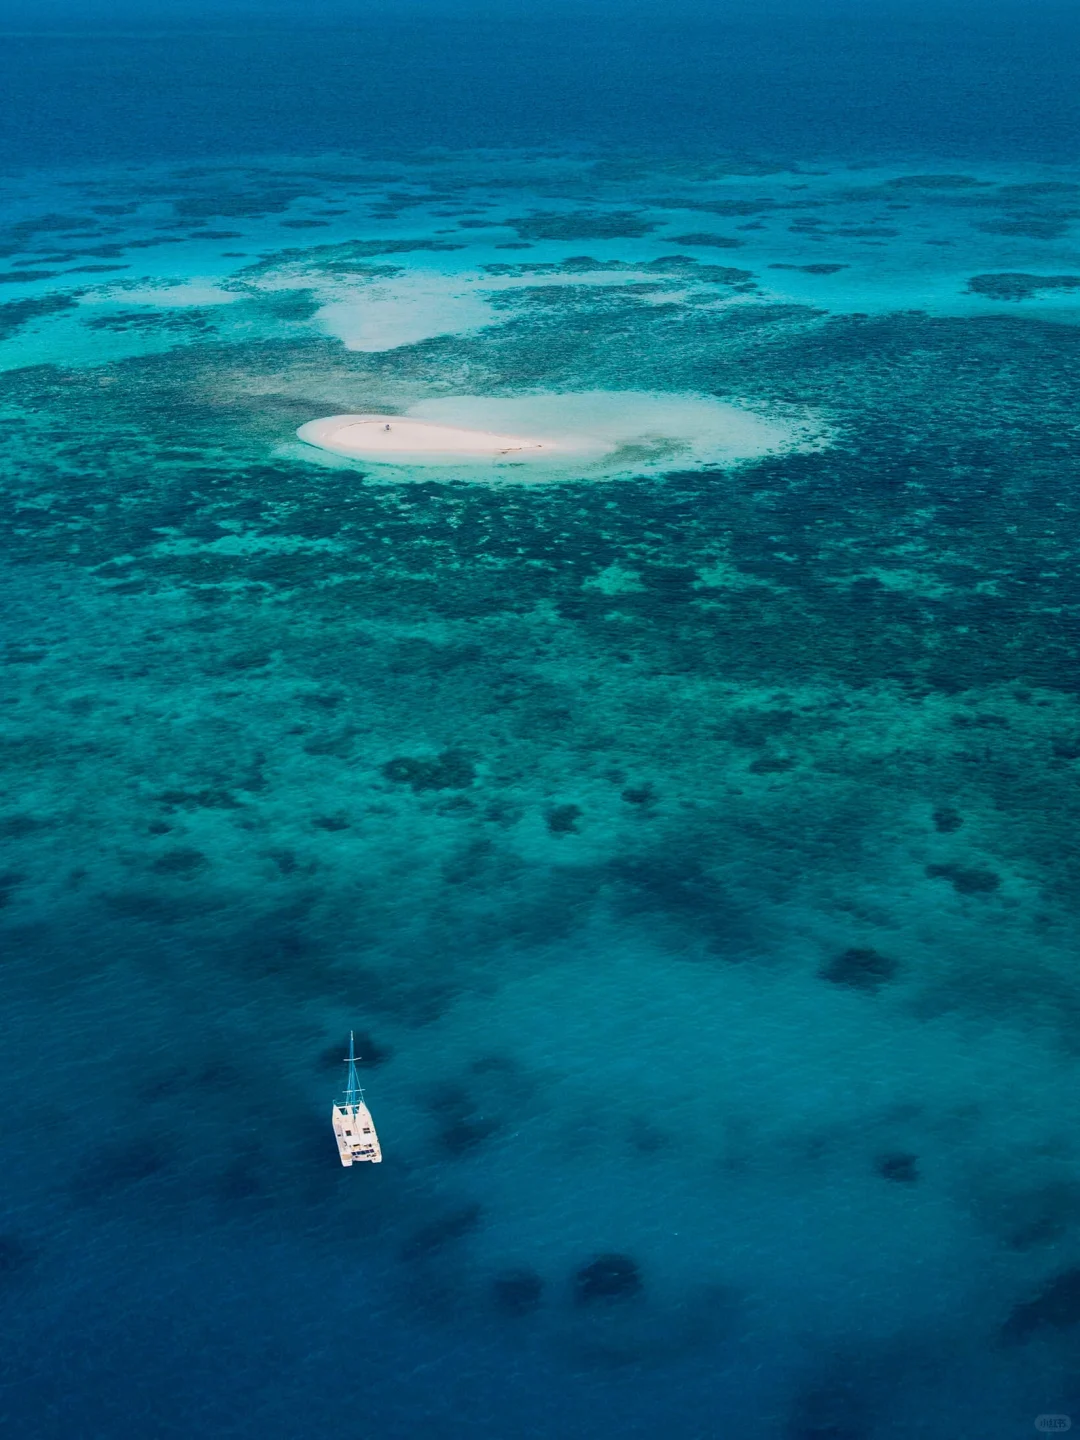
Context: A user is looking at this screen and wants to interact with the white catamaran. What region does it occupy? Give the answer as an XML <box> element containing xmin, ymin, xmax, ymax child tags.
<box><xmin>332</xmin><ymin>1031</ymin><xmax>382</xmax><ymax>1166</ymax></box>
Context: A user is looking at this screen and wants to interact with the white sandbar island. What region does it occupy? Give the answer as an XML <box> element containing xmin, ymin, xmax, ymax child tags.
<box><xmin>297</xmin><ymin>414</ymin><xmax>579</xmax><ymax>466</ymax></box>
<box><xmin>295</xmin><ymin>393</ymin><xmax>827</xmax><ymax>482</ymax></box>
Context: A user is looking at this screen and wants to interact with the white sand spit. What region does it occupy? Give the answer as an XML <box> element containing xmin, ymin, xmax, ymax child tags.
<box><xmin>295</xmin><ymin>391</ymin><xmax>828</xmax><ymax>482</ymax></box>
<box><xmin>297</xmin><ymin>414</ymin><xmax>593</xmax><ymax>462</ymax></box>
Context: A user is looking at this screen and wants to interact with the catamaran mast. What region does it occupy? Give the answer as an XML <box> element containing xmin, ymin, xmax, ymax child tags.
<box><xmin>344</xmin><ymin>1029</ymin><xmax>366</xmax><ymax>1107</ymax></box>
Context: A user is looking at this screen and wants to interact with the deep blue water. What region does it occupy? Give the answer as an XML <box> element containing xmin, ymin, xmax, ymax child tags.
<box><xmin>3</xmin><ymin>3</ymin><xmax>1080</xmax><ymax>164</ymax></box>
<box><xmin>3</xmin><ymin>5</ymin><xmax>1080</xmax><ymax>1439</ymax></box>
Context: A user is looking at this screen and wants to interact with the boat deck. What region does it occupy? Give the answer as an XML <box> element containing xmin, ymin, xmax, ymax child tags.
<box><xmin>332</xmin><ymin>1100</ymin><xmax>382</xmax><ymax>1165</ymax></box>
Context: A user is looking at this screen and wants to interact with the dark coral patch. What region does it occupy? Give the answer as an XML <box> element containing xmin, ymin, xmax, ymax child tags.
<box><xmin>950</xmin><ymin>711</ymin><xmax>1008</xmax><ymax>729</ymax></box>
<box><xmin>425</xmin><ymin>1083</ymin><xmax>500</xmax><ymax>1156</ymax></box>
<box><xmin>974</xmin><ymin>208</ymin><xmax>1077</xmax><ymax>240</ymax></box>
<box><xmin>0</xmin><ymin>269</ymin><xmax>60</xmax><ymax>284</ymax></box>
<box><xmin>508</xmin><ymin>211</ymin><xmax>657</xmax><ymax>241</ymax></box>
<box><xmin>399</xmin><ymin>1203</ymin><xmax>483</xmax><ymax>1261</ymax></box>
<box><xmin>1001</xmin><ymin>1182</ymin><xmax>1080</xmax><ymax>1251</ymax></box>
<box><xmin>748</xmin><ymin>754</ymin><xmax>795</xmax><ymax>774</ymax></box>
<box><xmin>0</xmin><ymin>871</ymin><xmax>26</xmax><ymax>907</ymax></box>
<box><xmin>932</xmin><ymin>806</ymin><xmax>964</xmax><ymax>833</ymax></box>
<box><xmin>670</xmin><ymin>232</ymin><xmax>745</xmax><ymax>249</ymax></box>
<box><xmin>0</xmin><ymin>814</ymin><xmax>48</xmax><ymax>837</ymax></box>
<box><xmin>967</xmin><ymin>272</ymin><xmax>1080</xmax><ymax>301</ymax></box>
<box><xmin>925</xmin><ymin>862</ymin><xmax>1000</xmax><ymax>895</ymax></box>
<box><xmin>382</xmin><ymin>749</ymin><xmax>475</xmax><ymax>791</ymax></box>
<box><xmin>1002</xmin><ymin>1267</ymin><xmax>1080</xmax><ymax>1344</ymax></box>
<box><xmin>819</xmin><ymin>947</ymin><xmax>897</xmax><ymax>992</ymax></box>
<box><xmin>573</xmin><ymin>1252</ymin><xmax>643</xmax><ymax>1305</ymax></box>
<box><xmin>546</xmin><ymin>803</ymin><xmax>582</xmax><ymax>834</ymax></box>
<box><xmin>876</xmin><ymin>1151</ymin><xmax>918</xmax><ymax>1183</ymax></box>
<box><xmin>887</xmin><ymin>173</ymin><xmax>990</xmax><ymax>189</ymax></box>
<box><xmin>621</xmin><ymin>783</ymin><xmax>656</xmax><ymax>807</ymax></box>
<box><xmin>150</xmin><ymin>846</ymin><xmax>208</xmax><ymax>876</ymax></box>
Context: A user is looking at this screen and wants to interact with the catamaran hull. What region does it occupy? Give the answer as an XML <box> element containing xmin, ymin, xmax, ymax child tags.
<box><xmin>332</xmin><ymin>1101</ymin><xmax>382</xmax><ymax>1165</ymax></box>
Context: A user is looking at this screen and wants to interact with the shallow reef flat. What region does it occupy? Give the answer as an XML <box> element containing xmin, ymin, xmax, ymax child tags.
<box><xmin>2</xmin><ymin>149</ymin><xmax>1080</xmax><ymax>1438</ymax></box>
<box><xmin>3</xmin><ymin>150</ymin><xmax>1080</xmax><ymax>374</ymax></box>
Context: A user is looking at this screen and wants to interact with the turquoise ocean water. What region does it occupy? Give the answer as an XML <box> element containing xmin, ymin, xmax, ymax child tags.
<box><xmin>3</xmin><ymin>5</ymin><xmax>1080</xmax><ymax>1437</ymax></box>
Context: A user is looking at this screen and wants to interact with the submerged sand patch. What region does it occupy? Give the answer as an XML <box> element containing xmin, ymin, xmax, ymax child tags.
<box><xmin>296</xmin><ymin>390</ymin><xmax>827</xmax><ymax>482</ymax></box>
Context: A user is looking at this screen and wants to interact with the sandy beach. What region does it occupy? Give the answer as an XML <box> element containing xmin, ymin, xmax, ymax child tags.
<box><xmin>295</xmin><ymin>393</ymin><xmax>823</xmax><ymax>480</ymax></box>
<box><xmin>296</xmin><ymin>414</ymin><xmax>557</xmax><ymax>463</ymax></box>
